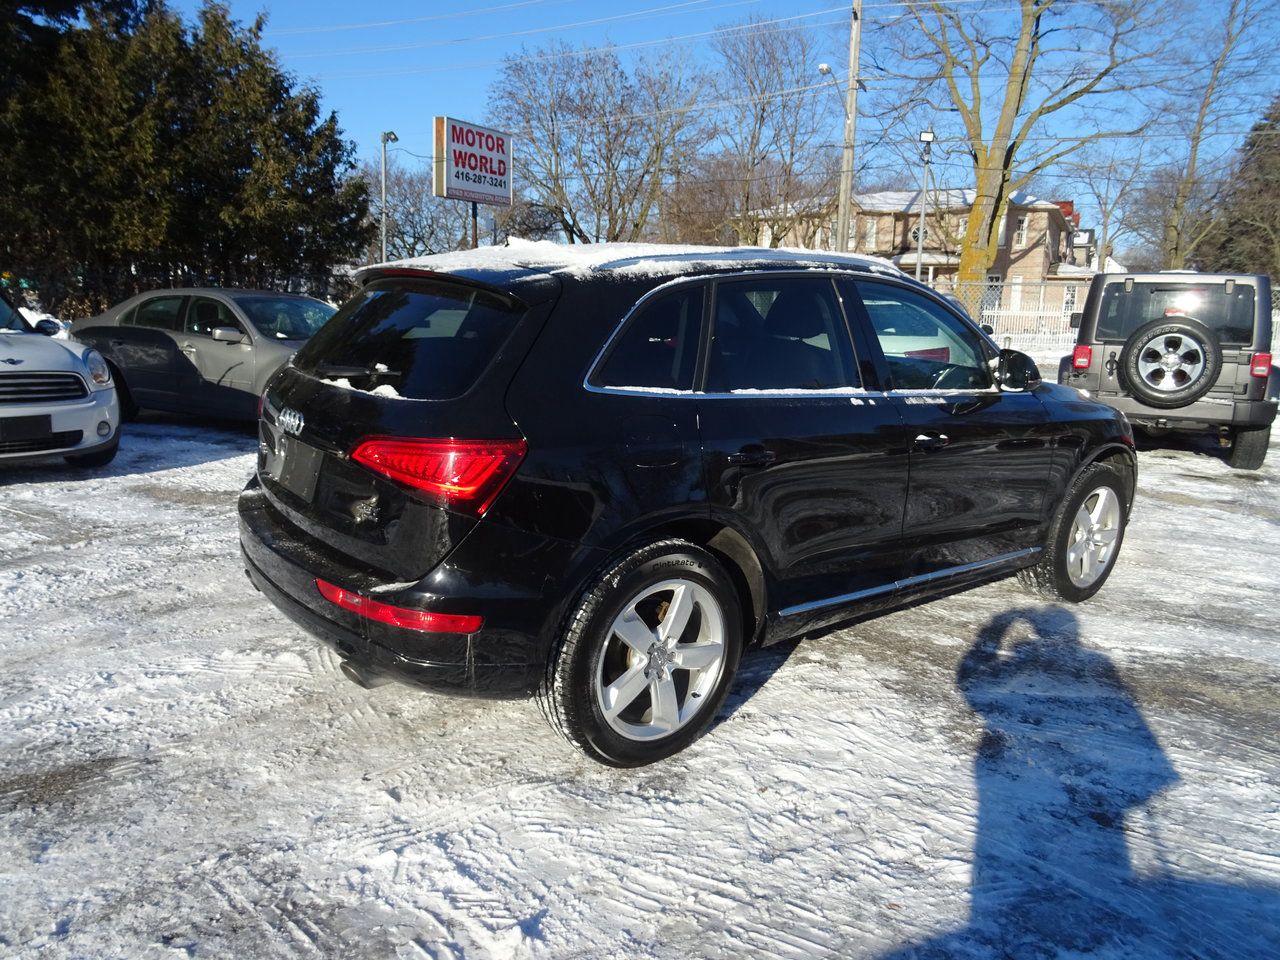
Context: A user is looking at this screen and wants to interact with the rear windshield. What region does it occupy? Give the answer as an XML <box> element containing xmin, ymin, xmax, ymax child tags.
<box><xmin>1096</xmin><ymin>282</ymin><xmax>1256</xmax><ymax>345</ymax></box>
<box><xmin>293</xmin><ymin>277</ymin><xmax>522</xmax><ymax>400</ymax></box>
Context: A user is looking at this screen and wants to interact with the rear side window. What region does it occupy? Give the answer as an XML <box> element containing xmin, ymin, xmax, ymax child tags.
<box><xmin>593</xmin><ymin>285</ymin><xmax>703</xmax><ymax>391</ymax></box>
<box><xmin>707</xmin><ymin>277</ymin><xmax>857</xmax><ymax>392</ymax></box>
<box><xmin>130</xmin><ymin>296</ymin><xmax>184</xmax><ymax>331</ymax></box>
<box><xmin>294</xmin><ymin>278</ymin><xmax>522</xmax><ymax>400</ymax></box>
<box><xmin>1097</xmin><ymin>282</ymin><xmax>1256</xmax><ymax>345</ymax></box>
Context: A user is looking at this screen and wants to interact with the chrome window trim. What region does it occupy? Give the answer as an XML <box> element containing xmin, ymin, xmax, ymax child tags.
<box><xmin>583</xmin><ymin>267</ymin><xmax>885</xmax><ymax>398</ymax></box>
<box><xmin>778</xmin><ymin>547</ymin><xmax>1041</xmax><ymax>618</ymax></box>
<box><xmin>582</xmin><ymin>267</ymin><xmax>1006</xmax><ymax>400</ymax></box>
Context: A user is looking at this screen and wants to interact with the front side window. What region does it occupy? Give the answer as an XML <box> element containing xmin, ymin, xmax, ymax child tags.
<box><xmin>855</xmin><ymin>281</ymin><xmax>993</xmax><ymax>391</ymax></box>
<box><xmin>593</xmin><ymin>285</ymin><xmax>703</xmax><ymax>391</ymax></box>
<box><xmin>0</xmin><ymin>291</ymin><xmax>25</xmax><ymax>332</ymax></box>
<box><xmin>1096</xmin><ymin>282</ymin><xmax>1256</xmax><ymax>345</ymax></box>
<box><xmin>186</xmin><ymin>297</ymin><xmax>241</xmax><ymax>337</ymax></box>
<box><xmin>130</xmin><ymin>296</ymin><xmax>184</xmax><ymax>331</ymax></box>
<box><xmin>294</xmin><ymin>278</ymin><xmax>523</xmax><ymax>400</ymax></box>
<box><xmin>707</xmin><ymin>277</ymin><xmax>858</xmax><ymax>392</ymax></box>
<box><xmin>234</xmin><ymin>295</ymin><xmax>335</xmax><ymax>341</ymax></box>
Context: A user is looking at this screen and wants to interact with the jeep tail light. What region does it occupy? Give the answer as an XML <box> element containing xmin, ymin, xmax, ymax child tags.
<box><xmin>350</xmin><ymin>437</ymin><xmax>527</xmax><ymax>516</ymax></box>
<box><xmin>1250</xmin><ymin>352</ymin><xmax>1271</xmax><ymax>378</ymax></box>
<box><xmin>316</xmin><ymin>578</ymin><xmax>483</xmax><ymax>634</ymax></box>
<box><xmin>1072</xmin><ymin>345</ymin><xmax>1093</xmax><ymax>370</ymax></box>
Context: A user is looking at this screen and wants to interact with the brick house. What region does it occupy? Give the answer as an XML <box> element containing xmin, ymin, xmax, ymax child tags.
<box><xmin>760</xmin><ymin>188</ymin><xmax>1096</xmax><ymax>316</ymax></box>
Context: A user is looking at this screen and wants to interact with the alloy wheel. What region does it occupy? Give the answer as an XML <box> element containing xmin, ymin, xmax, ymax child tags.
<box><xmin>1066</xmin><ymin>486</ymin><xmax>1122</xmax><ymax>588</ymax></box>
<box><xmin>1135</xmin><ymin>332</ymin><xmax>1206</xmax><ymax>393</ymax></box>
<box><xmin>594</xmin><ymin>579</ymin><xmax>727</xmax><ymax>742</ymax></box>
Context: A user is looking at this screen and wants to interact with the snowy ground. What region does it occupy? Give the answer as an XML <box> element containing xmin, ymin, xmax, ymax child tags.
<box><xmin>1</xmin><ymin>419</ymin><xmax>1278</xmax><ymax>959</ymax></box>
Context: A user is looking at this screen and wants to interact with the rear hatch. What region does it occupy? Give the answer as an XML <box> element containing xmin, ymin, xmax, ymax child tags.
<box><xmin>257</xmin><ymin>270</ymin><xmax>558</xmax><ymax>582</ymax></box>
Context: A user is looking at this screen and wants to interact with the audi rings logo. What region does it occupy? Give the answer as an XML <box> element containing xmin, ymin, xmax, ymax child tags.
<box><xmin>277</xmin><ymin>407</ymin><xmax>305</xmax><ymax>437</ymax></box>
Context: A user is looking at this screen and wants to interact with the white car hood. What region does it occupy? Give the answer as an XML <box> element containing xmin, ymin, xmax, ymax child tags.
<box><xmin>0</xmin><ymin>332</ymin><xmax>91</xmax><ymax>374</ymax></box>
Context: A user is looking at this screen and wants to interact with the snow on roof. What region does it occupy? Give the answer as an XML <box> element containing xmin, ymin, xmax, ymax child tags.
<box><xmin>854</xmin><ymin>188</ymin><xmax>1060</xmax><ymax>213</ymax></box>
<box><xmin>359</xmin><ymin>237</ymin><xmax>906</xmax><ymax>283</ymax></box>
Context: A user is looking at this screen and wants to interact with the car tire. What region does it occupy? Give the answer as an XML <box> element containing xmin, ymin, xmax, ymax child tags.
<box><xmin>1018</xmin><ymin>461</ymin><xmax>1129</xmax><ymax>603</ymax></box>
<box><xmin>539</xmin><ymin>539</ymin><xmax>743</xmax><ymax>767</ymax></box>
<box><xmin>1118</xmin><ymin>317</ymin><xmax>1221</xmax><ymax>409</ymax></box>
<box><xmin>65</xmin><ymin>436</ymin><xmax>119</xmax><ymax>469</ymax></box>
<box><xmin>1228</xmin><ymin>424</ymin><xmax>1270</xmax><ymax>470</ymax></box>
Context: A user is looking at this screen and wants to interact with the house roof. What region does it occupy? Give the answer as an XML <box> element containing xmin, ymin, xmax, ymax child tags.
<box><xmin>853</xmin><ymin>188</ymin><xmax>1061</xmax><ymax>213</ymax></box>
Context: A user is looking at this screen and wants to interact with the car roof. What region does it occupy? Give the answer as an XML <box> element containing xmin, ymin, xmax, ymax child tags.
<box><xmin>356</xmin><ymin>239</ymin><xmax>910</xmax><ymax>301</ymax></box>
<box><xmin>125</xmin><ymin>288</ymin><xmax>324</xmax><ymax>299</ymax></box>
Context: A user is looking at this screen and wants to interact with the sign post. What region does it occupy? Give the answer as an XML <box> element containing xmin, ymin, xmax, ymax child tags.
<box><xmin>432</xmin><ymin>116</ymin><xmax>514</xmax><ymax>249</ymax></box>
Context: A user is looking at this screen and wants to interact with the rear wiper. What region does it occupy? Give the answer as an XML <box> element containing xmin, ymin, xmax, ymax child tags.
<box><xmin>313</xmin><ymin>361</ymin><xmax>402</xmax><ymax>379</ymax></box>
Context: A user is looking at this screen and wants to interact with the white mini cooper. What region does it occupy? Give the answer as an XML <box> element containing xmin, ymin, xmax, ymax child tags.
<box><xmin>1</xmin><ymin>289</ymin><xmax>119</xmax><ymax>468</ymax></box>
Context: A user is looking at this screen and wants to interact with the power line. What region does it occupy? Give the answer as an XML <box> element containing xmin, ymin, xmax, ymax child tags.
<box><xmin>285</xmin><ymin>0</ymin><xmax>756</xmax><ymax>61</ymax></box>
<box><xmin>265</xmin><ymin>0</ymin><xmax>570</xmax><ymax>38</ymax></box>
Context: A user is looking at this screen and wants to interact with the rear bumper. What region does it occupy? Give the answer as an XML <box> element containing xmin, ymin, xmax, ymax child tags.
<box><xmin>0</xmin><ymin>387</ymin><xmax>119</xmax><ymax>464</ymax></box>
<box><xmin>238</xmin><ymin>476</ymin><xmax>599</xmax><ymax>698</ymax></box>
<box><xmin>1091</xmin><ymin>393</ymin><xmax>1276</xmax><ymax>430</ymax></box>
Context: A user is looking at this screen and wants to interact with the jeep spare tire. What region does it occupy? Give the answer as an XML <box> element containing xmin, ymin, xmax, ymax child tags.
<box><xmin>1118</xmin><ymin>316</ymin><xmax>1221</xmax><ymax>409</ymax></box>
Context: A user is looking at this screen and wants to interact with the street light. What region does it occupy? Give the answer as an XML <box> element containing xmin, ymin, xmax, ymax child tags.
<box><xmin>915</xmin><ymin>127</ymin><xmax>935</xmax><ymax>282</ymax></box>
<box><xmin>379</xmin><ymin>130</ymin><xmax>398</xmax><ymax>262</ymax></box>
<box><xmin>818</xmin><ymin>2</ymin><xmax>863</xmax><ymax>253</ymax></box>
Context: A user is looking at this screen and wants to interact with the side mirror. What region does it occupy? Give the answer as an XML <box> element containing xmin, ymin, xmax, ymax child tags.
<box><xmin>998</xmin><ymin>348</ymin><xmax>1042</xmax><ymax>391</ymax></box>
<box><xmin>211</xmin><ymin>325</ymin><xmax>246</xmax><ymax>343</ymax></box>
<box><xmin>1069</xmin><ymin>311</ymin><xmax>1083</xmax><ymax>330</ymax></box>
<box><xmin>979</xmin><ymin>323</ymin><xmax>995</xmax><ymax>335</ymax></box>
<box><xmin>34</xmin><ymin>318</ymin><xmax>61</xmax><ymax>337</ymax></box>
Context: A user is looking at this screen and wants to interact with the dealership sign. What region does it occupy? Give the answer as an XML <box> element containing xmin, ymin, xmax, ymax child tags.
<box><xmin>432</xmin><ymin>116</ymin><xmax>513</xmax><ymax>207</ymax></box>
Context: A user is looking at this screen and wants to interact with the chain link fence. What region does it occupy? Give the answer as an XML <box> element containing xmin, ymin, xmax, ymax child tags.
<box><xmin>947</xmin><ymin>280</ymin><xmax>1082</xmax><ymax>364</ymax></box>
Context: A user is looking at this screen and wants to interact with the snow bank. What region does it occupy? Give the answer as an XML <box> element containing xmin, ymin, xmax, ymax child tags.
<box><xmin>361</xmin><ymin>237</ymin><xmax>906</xmax><ymax>282</ymax></box>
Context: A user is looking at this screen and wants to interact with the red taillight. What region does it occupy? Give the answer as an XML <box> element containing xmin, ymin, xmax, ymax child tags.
<box><xmin>1250</xmin><ymin>352</ymin><xmax>1272</xmax><ymax>378</ymax></box>
<box><xmin>1072</xmin><ymin>345</ymin><xmax>1093</xmax><ymax>370</ymax></box>
<box><xmin>905</xmin><ymin>347</ymin><xmax>951</xmax><ymax>363</ymax></box>
<box><xmin>315</xmin><ymin>578</ymin><xmax>483</xmax><ymax>634</ymax></box>
<box><xmin>350</xmin><ymin>437</ymin><xmax>527</xmax><ymax>516</ymax></box>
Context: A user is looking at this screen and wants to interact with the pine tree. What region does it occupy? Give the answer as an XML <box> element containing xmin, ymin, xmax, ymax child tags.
<box><xmin>1200</xmin><ymin>96</ymin><xmax>1280</xmax><ymax>280</ymax></box>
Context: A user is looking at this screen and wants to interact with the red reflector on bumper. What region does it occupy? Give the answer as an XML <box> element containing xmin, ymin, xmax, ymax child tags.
<box><xmin>315</xmin><ymin>578</ymin><xmax>483</xmax><ymax>634</ymax></box>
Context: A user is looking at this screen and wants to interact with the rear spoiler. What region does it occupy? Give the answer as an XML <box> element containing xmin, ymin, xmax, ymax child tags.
<box><xmin>354</xmin><ymin>266</ymin><xmax>547</xmax><ymax>310</ymax></box>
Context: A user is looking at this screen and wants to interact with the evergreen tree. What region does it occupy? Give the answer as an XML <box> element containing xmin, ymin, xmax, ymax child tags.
<box><xmin>1200</xmin><ymin>96</ymin><xmax>1280</xmax><ymax>281</ymax></box>
<box><xmin>0</xmin><ymin>1</ymin><xmax>371</xmax><ymax>314</ymax></box>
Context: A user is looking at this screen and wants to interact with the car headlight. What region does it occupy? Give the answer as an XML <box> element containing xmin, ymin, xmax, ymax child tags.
<box><xmin>84</xmin><ymin>349</ymin><xmax>112</xmax><ymax>387</ymax></box>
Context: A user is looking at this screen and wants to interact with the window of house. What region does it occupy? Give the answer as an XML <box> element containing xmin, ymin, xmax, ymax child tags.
<box><xmin>856</xmin><ymin>281</ymin><xmax>993</xmax><ymax>391</ymax></box>
<box><xmin>859</xmin><ymin>216</ymin><xmax>877</xmax><ymax>251</ymax></box>
<box><xmin>1013</xmin><ymin>216</ymin><xmax>1029</xmax><ymax>247</ymax></box>
<box><xmin>1063</xmin><ymin>284</ymin><xmax>1079</xmax><ymax>314</ymax></box>
<box><xmin>707</xmin><ymin>277</ymin><xmax>857</xmax><ymax>392</ymax></box>
<box><xmin>592</xmin><ymin>285</ymin><xmax>703</xmax><ymax>391</ymax></box>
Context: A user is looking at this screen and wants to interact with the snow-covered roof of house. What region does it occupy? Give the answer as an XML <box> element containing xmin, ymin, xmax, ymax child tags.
<box><xmin>853</xmin><ymin>188</ymin><xmax>1061</xmax><ymax>213</ymax></box>
<box><xmin>358</xmin><ymin>238</ymin><xmax>906</xmax><ymax>285</ymax></box>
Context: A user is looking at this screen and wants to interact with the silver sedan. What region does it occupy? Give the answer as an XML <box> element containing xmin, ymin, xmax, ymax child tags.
<box><xmin>72</xmin><ymin>288</ymin><xmax>335</xmax><ymax>421</ymax></box>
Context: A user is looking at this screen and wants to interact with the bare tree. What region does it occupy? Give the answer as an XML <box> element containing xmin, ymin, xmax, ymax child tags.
<box><xmin>359</xmin><ymin>157</ymin><xmax>469</xmax><ymax>261</ymax></box>
<box><xmin>1063</xmin><ymin>144</ymin><xmax>1148</xmax><ymax>268</ymax></box>
<box><xmin>1149</xmin><ymin>0</ymin><xmax>1272</xmax><ymax>268</ymax></box>
<box><xmin>488</xmin><ymin>43</ymin><xmax>703</xmax><ymax>243</ymax></box>
<box><xmin>709</xmin><ymin>17</ymin><xmax>836</xmax><ymax>246</ymax></box>
<box><xmin>888</xmin><ymin>0</ymin><xmax>1169</xmax><ymax>283</ymax></box>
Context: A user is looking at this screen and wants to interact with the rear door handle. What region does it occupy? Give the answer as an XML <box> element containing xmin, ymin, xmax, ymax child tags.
<box><xmin>913</xmin><ymin>433</ymin><xmax>950</xmax><ymax>452</ymax></box>
<box><xmin>727</xmin><ymin>448</ymin><xmax>777</xmax><ymax>467</ymax></box>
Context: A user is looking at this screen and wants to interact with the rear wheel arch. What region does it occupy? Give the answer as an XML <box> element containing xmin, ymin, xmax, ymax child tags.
<box><xmin>588</xmin><ymin>516</ymin><xmax>768</xmax><ymax>647</ymax></box>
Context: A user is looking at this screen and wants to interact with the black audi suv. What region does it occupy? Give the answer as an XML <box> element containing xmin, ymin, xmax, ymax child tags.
<box><xmin>239</xmin><ymin>244</ymin><xmax>1137</xmax><ymax>766</ymax></box>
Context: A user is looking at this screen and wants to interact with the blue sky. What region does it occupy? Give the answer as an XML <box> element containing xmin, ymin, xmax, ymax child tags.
<box><xmin>171</xmin><ymin>0</ymin><xmax>853</xmax><ymax>168</ymax></box>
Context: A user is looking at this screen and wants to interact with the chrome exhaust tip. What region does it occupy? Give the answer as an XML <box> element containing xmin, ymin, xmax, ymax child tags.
<box><xmin>339</xmin><ymin>659</ymin><xmax>393</xmax><ymax>689</ymax></box>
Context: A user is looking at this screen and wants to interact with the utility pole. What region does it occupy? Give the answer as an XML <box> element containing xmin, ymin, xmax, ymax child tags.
<box><xmin>819</xmin><ymin>1</ymin><xmax>863</xmax><ymax>253</ymax></box>
<box><xmin>379</xmin><ymin>130</ymin><xmax>398</xmax><ymax>262</ymax></box>
<box><xmin>915</xmin><ymin>127</ymin><xmax>934</xmax><ymax>282</ymax></box>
